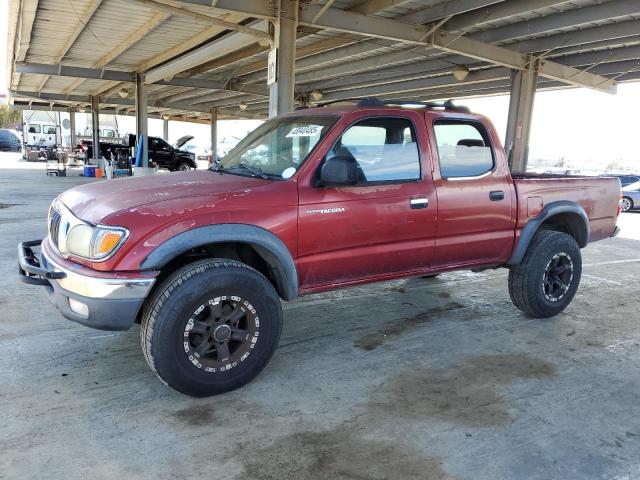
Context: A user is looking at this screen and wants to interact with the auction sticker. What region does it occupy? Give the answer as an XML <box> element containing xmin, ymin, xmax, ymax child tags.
<box><xmin>286</xmin><ymin>125</ymin><xmax>323</xmax><ymax>137</ymax></box>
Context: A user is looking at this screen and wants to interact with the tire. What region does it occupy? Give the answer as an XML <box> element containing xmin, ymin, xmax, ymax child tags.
<box><xmin>508</xmin><ymin>230</ymin><xmax>582</xmax><ymax>318</ymax></box>
<box><xmin>621</xmin><ymin>197</ymin><xmax>633</xmax><ymax>212</ymax></box>
<box><xmin>176</xmin><ymin>162</ymin><xmax>194</xmax><ymax>171</ymax></box>
<box><xmin>140</xmin><ymin>258</ymin><xmax>283</xmax><ymax>396</ymax></box>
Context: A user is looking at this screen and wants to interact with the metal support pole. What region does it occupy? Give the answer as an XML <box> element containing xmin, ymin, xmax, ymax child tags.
<box><xmin>91</xmin><ymin>96</ymin><xmax>100</xmax><ymax>161</ymax></box>
<box><xmin>210</xmin><ymin>107</ymin><xmax>218</xmax><ymax>166</ymax></box>
<box><xmin>268</xmin><ymin>0</ymin><xmax>298</xmax><ymax>118</ymax></box>
<box><xmin>69</xmin><ymin>107</ymin><xmax>76</xmax><ymax>148</ymax></box>
<box><xmin>162</xmin><ymin>117</ymin><xmax>169</xmax><ymax>141</ymax></box>
<box><xmin>136</xmin><ymin>73</ymin><xmax>149</xmax><ymax>168</ymax></box>
<box><xmin>505</xmin><ymin>56</ymin><xmax>539</xmax><ymax>172</ymax></box>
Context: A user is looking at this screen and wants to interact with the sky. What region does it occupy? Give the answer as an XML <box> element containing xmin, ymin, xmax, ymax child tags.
<box><xmin>1</xmin><ymin>1</ymin><xmax>638</xmax><ymax>170</ymax></box>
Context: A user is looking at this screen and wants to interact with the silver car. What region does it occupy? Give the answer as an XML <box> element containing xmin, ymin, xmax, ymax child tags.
<box><xmin>621</xmin><ymin>181</ymin><xmax>640</xmax><ymax>212</ymax></box>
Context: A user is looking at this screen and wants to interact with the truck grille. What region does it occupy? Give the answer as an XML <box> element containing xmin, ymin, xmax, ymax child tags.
<box><xmin>49</xmin><ymin>207</ymin><xmax>61</xmax><ymax>248</ymax></box>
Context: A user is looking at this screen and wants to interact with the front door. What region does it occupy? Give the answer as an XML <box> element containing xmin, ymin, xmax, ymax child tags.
<box><xmin>297</xmin><ymin>112</ymin><xmax>437</xmax><ymax>290</ymax></box>
<box><xmin>429</xmin><ymin>117</ymin><xmax>516</xmax><ymax>267</ymax></box>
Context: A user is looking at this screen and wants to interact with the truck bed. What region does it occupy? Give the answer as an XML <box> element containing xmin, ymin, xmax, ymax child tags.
<box><xmin>512</xmin><ymin>173</ymin><xmax>621</xmax><ymax>243</ymax></box>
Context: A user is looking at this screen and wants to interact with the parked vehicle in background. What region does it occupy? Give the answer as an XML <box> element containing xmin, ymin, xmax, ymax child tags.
<box><xmin>621</xmin><ymin>181</ymin><xmax>640</xmax><ymax>212</ymax></box>
<box><xmin>0</xmin><ymin>128</ymin><xmax>22</xmax><ymax>152</ymax></box>
<box><xmin>149</xmin><ymin>136</ymin><xmax>198</xmax><ymax>170</ymax></box>
<box><xmin>24</xmin><ymin>121</ymin><xmax>57</xmax><ymax>148</ymax></box>
<box><xmin>601</xmin><ymin>174</ymin><xmax>640</xmax><ymax>188</ymax></box>
<box><xmin>19</xmin><ymin>99</ymin><xmax>621</xmax><ymax>397</ymax></box>
<box><xmin>82</xmin><ymin>135</ymin><xmax>197</xmax><ymax>171</ymax></box>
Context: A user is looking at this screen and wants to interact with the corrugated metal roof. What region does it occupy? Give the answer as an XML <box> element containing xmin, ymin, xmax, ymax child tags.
<box><xmin>6</xmin><ymin>0</ymin><xmax>640</xmax><ymax>119</ymax></box>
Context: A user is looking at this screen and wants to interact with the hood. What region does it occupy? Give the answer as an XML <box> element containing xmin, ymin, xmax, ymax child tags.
<box><xmin>173</xmin><ymin>135</ymin><xmax>194</xmax><ymax>149</ymax></box>
<box><xmin>59</xmin><ymin>171</ymin><xmax>273</xmax><ymax>224</ymax></box>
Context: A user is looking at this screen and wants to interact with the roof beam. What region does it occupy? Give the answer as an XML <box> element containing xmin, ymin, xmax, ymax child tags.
<box><xmin>473</xmin><ymin>0</ymin><xmax>640</xmax><ymax>43</ymax></box>
<box><xmin>299</xmin><ymin>20</ymin><xmax>640</xmax><ymax>92</ymax></box>
<box><xmin>399</xmin><ymin>0</ymin><xmax>503</xmax><ymax>25</ymax></box>
<box><xmin>11</xmin><ymin>89</ymin><xmax>261</xmax><ymax>118</ymax></box>
<box><xmin>14</xmin><ymin>62</ymin><xmax>268</xmax><ymax>97</ymax></box>
<box><xmin>319</xmin><ymin>67</ymin><xmax>512</xmax><ymax>101</ymax></box>
<box><xmin>349</xmin><ymin>0</ymin><xmax>415</xmax><ymax>15</ymax></box>
<box><xmin>445</xmin><ymin>0</ymin><xmax>572</xmax><ymax>32</ymax></box>
<box><xmin>144</xmin><ymin>20</ymin><xmax>270</xmax><ymax>84</ymax></box>
<box><xmin>129</xmin><ymin>0</ymin><xmax>270</xmax><ymax>40</ymax></box>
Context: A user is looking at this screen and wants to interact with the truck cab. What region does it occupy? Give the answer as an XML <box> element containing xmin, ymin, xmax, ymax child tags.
<box><xmin>18</xmin><ymin>99</ymin><xmax>621</xmax><ymax>397</ymax></box>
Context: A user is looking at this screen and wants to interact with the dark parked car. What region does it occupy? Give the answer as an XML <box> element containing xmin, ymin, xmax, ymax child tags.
<box><xmin>621</xmin><ymin>181</ymin><xmax>640</xmax><ymax>212</ymax></box>
<box><xmin>0</xmin><ymin>129</ymin><xmax>22</xmax><ymax>152</ymax></box>
<box><xmin>601</xmin><ymin>174</ymin><xmax>640</xmax><ymax>188</ymax></box>
<box><xmin>84</xmin><ymin>135</ymin><xmax>197</xmax><ymax>171</ymax></box>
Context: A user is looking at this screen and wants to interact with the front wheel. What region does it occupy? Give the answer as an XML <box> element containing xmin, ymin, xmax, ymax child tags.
<box><xmin>140</xmin><ymin>259</ymin><xmax>283</xmax><ymax>396</ymax></box>
<box><xmin>621</xmin><ymin>197</ymin><xmax>633</xmax><ymax>212</ymax></box>
<box><xmin>508</xmin><ymin>230</ymin><xmax>582</xmax><ymax>318</ymax></box>
<box><xmin>176</xmin><ymin>162</ymin><xmax>194</xmax><ymax>171</ymax></box>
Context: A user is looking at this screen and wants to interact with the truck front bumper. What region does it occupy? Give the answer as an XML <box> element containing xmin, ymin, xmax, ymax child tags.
<box><xmin>18</xmin><ymin>240</ymin><xmax>156</xmax><ymax>331</ymax></box>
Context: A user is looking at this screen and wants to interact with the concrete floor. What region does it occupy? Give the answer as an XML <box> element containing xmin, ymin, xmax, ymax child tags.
<box><xmin>2</xmin><ymin>156</ymin><xmax>640</xmax><ymax>480</ymax></box>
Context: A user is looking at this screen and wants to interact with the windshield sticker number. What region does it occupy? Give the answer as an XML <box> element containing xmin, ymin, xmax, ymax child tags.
<box><xmin>286</xmin><ymin>125</ymin><xmax>323</xmax><ymax>137</ymax></box>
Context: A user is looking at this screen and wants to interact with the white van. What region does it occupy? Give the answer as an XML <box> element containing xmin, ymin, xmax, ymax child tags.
<box><xmin>25</xmin><ymin>121</ymin><xmax>58</xmax><ymax>147</ymax></box>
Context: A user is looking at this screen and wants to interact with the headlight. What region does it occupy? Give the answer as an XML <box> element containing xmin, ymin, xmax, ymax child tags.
<box><xmin>66</xmin><ymin>225</ymin><xmax>128</xmax><ymax>260</ymax></box>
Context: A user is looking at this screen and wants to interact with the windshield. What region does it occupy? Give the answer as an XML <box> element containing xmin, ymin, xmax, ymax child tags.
<box><xmin>218</xmin><ymin>115</ymin><xmax>338</xmax><ymax>179</ymax></box>
<box><xmin>623</xmin><ymin>180</ymin><xmax>640</xmax><ymax>191</ymax></box>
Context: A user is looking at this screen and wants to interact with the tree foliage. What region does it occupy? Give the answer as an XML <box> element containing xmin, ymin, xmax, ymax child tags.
<box><xmin>0</xmin><ymin>105</ymin><xmax>22</xmax><ymax>129</ymax></box>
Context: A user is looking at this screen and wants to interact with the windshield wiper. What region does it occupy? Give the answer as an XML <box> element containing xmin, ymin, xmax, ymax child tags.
<box><xmin>231</xmin><ymin>162</ymin><xmax>269</xmax><ymax>180</ymax></box>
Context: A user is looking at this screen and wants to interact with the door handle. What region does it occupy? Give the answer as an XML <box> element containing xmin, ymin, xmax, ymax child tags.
<box><xmin>489</xmin><ymin>191</ymin><xmax>505</xmax><ymax>201</ymax></box>
<box><xmin>410</xmin><ymin>198</ymin><xmax>429</xmax><ymax>209</ymax></box>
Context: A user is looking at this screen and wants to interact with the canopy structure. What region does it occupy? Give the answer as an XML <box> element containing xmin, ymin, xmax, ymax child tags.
<box><xmin>6</xmin><ymin>0</ymin><xmax>640</xmax><ymax>167</ymax></box>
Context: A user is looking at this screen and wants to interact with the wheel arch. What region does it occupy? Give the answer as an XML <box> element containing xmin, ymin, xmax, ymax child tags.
<box><xmin>140</xmin><ymin>224</ymin><xmax>298</xmax><ymax>301</ymax></box>
<box><xmin>508</xmin><ymin>200</ymin><xmax>589</xmax><ymax>266</ymax></box>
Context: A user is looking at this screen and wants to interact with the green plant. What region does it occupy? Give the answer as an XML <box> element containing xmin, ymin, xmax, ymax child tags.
<box><xmin>0</xmin><ymin>105</ymin><xmax>22</xmax><ymax>129</ymax></box>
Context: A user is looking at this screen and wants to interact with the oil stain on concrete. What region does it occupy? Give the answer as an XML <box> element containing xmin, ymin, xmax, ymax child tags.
<box><xmin>354</xmin><ymin>302</ymin><xmax>464</xmax><ymax>351</ymax></box>
<box><xmin>367</xmin><ymin>354</ymin><xmax>556</xmax><ymax>427</ymax></box>
<box><xmin>240</xmin><ymin>425</ymin><xmax>455</xmax><ymax>480</ymax></box>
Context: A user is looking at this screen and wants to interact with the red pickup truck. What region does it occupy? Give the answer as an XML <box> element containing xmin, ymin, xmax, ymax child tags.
<box><xmin>19</xmin><ymin>99</ymin><xmax>621</xmax><ymax>396</ymax></box>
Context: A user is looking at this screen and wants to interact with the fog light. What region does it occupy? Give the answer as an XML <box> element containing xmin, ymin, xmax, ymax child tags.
<box><xmin>68</xmin><ymin>298</ymin><xmax>89</xmax><ymax>317</ymax></box>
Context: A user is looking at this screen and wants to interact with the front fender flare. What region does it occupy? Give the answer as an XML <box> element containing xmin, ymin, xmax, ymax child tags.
<box><xmin>508</xmin><ymin>200</ymin><xmax>589</xmax><ymax>266</ymax></box>
<box><xmin>140</xmin><ymin>224</ymin><xmax>298</xmax><ymax>300</ymax></box>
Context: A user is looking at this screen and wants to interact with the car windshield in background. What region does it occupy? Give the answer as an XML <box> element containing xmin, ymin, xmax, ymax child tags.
<box><xmin>622</xmin><ymin>180</ymin><xmax>640</xmax><ymax>191</ymax></box>
<box><xmin>218</xmin><ymin>115</ymin><xmax>338</xmax><ymax>179</ymax></box>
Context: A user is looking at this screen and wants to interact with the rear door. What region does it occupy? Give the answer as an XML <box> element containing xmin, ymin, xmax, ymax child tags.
<box><xmin>429</xmin><ymin>117</ymin><xmax>516</xmax><ymax>267</ymax></box>
<box><xmin>297</xmin><ymin>111</ymin><xmax>437</xmax><ymax>288</ymax></box>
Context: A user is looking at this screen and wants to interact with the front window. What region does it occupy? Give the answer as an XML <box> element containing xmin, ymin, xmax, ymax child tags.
<box><xmin>218</xmin><ymin>115</ymin><xmax>338</xmax><ymax>179</ymax></box>
<box><xmin>43</xmin><ymin>125</ymin><xmax>56</xmax><ymax>135</ymax></box>
<box><xmin>328</xmin><ymin>117</ymin><xmax>421</xmax><ymax>183</ymax></box>
<box><xmin>27</xmin><ymin>125</ymin><xmax>41</xmax><ymax>134</ymax></box>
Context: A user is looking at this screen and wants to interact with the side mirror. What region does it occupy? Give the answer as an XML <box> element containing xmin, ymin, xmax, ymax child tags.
<box><xmin>320</xmin><ymin>156</ymin><xmax>358</xmax><ymax>186</ymax></box>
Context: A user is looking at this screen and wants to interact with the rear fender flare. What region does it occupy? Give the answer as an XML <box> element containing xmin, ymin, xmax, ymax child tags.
<box><xmin>140</xmin><ymin>224</ymin><xmax>298</xmax><ymax>300</ymax></box>
<box><xmin>508</xmin><ymin>200</ymin><xmax>589</xmax><ymax>265</ymax></box>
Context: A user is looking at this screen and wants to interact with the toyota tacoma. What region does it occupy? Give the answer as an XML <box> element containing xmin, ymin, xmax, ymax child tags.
<box><xmin>18</xmin><ymin>99</ymin><xmax>621</xmax><ymax>396</ymax></box>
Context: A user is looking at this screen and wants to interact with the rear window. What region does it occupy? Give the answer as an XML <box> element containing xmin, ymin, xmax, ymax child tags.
<box><xmin>27</xmin><ymin>125</ymin><xmax>41</xmax><ymax>134</ymax></box>
<box><xmin>43</xmin><ymin>125</ymin><xmax>56</xmax><ymax>134</ymax></box>
<box><xmin>433</xmin><ymin>121</ymin><xmax>494</xmax><ymax>178</ymax></box>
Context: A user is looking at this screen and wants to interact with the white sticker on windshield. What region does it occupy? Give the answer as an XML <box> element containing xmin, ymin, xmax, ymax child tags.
<box><xmin>286</xmin><ymin>125</ymin><xmax>323</xmax><ymax>137</ymax></box>
<box><xmin>282</xmin><ymin>167</ymin><xmax>296</xmax><ymax>179</ymax></box>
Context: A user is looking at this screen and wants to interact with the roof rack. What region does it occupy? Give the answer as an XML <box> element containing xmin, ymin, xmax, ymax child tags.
<box><xmin>311</xmin><ymin>97</ymin><xmax>470</xmax><ymax>113</ymax></box>
<box><xmin>356</xmin><ymin>97</ymin><xmax>470</xmax><ymax>112</ymax></box>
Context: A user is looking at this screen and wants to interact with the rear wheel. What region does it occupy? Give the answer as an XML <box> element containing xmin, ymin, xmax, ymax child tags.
<box><xmin>140</xmin><ymin>259</ymin><xmax>283</xmax><ymax>396</ymax></box>
<box><xmin>621</xmin><ymin>197</ymin><xmax>633</xmax><ymax>212</ymax></box>
<box><xmin>508</xmin><ymin>230</ymin><xmax>582</xmax><ymax>318</ymax></box>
